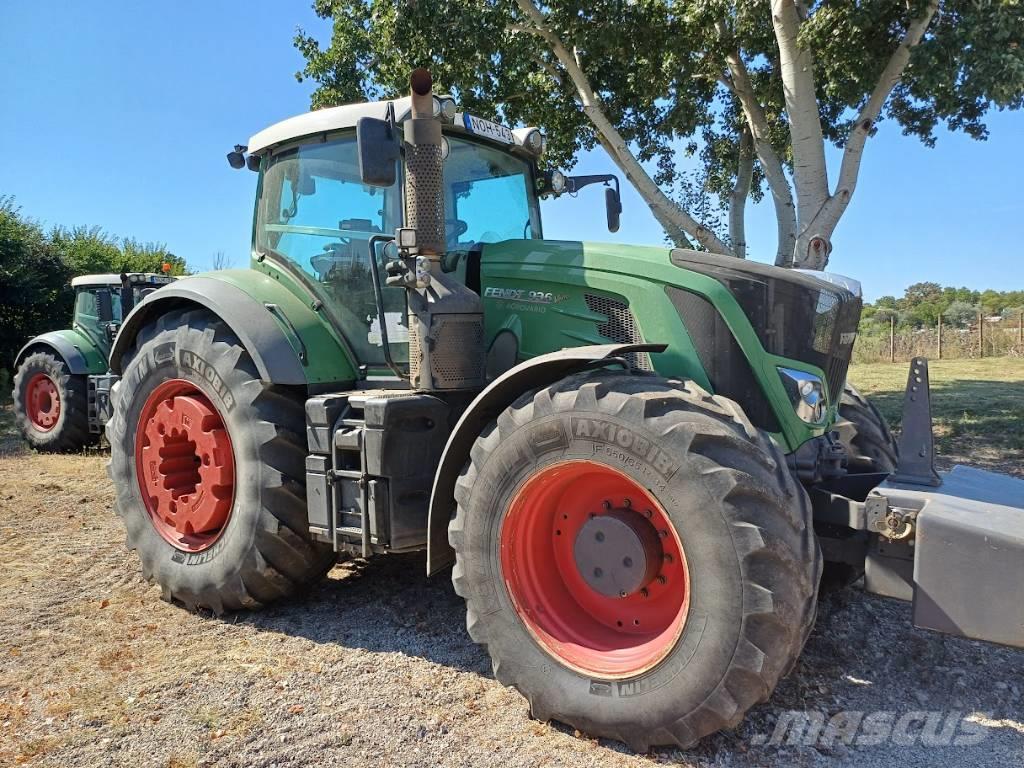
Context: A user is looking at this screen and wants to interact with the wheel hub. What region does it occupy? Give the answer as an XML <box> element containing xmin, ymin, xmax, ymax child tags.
<box><xmin>573</xmin><ymin>510</ymin><xmax>662</xmax><ymax>598</ymax></box>
<box><xmin>500</xmin><ymin>461</ymin><xmax>689</xmax><ymax>678</ymax></box>
<box><xmin>25</xmin><ymin>373</ymin><xmax>60</xmax><ymax>431</ymax></box>
<box><xmin>135</xmin><ymin>380</ymin><xmax>235</xmax><ymax>552</ymax></box>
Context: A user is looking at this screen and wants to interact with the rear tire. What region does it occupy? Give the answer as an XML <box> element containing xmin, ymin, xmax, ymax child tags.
<box><xmin>449</xmin><ymin>373</ymin><xmax>820</xmax><ymax>750</ymax></box>
<box><xmin>834</xmin><ymin>382</ymin><xmax>898</xmax><ymax>474</ymax></box>
<box><xmin>106</xmin><ymin>308</ymin><xmax>334</xmax><ymax>613</ymax></box>
<box><xmin>12</xmin><ymin>351</ymin><xmax>95</xmax><ymax>452</ymax></box>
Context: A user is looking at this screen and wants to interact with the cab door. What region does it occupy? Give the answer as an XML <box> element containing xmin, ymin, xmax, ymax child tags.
<box><xmin>73</xmin><ymin>286</ymin><xmax>117</xmax><ymax>357</ymax></box>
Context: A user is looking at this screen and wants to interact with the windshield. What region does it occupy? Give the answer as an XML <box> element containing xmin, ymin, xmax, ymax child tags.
<box><xmin>444</xmin><ymin>136</ymin><xmax>541</xmax><ymax>247</ymax></box>
<box><xmin>254</xmin><ymin>131</ymin><xmax>540</xmax><ymax>369</ymax></box>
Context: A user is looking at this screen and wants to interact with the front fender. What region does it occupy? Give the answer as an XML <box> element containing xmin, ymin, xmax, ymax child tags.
<box><xmin>426</xmin><ymin>342</ymin><xmax>666</xmax><ymax>575</ymax></box>
<box><xmin>15</xmin><ymin>329</ymin><xmax>106</xmax><ymax>375</ymax></box>
<box><xmin>109</xmin><ymin>272</ymin><xmax>356</xmax><ymax>386</ymax></box>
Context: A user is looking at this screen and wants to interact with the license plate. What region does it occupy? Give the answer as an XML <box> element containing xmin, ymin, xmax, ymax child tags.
<box><xmin>462</xmin><ymin>114</ymin><xmax>514</xmax><ymax>144</ymax></box>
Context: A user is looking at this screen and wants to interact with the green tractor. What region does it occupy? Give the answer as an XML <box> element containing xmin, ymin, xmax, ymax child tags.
<box><xmin>105</xmin><ymin>70</ymin><xmax>1024</xmax><ymax>750</ymax></box>
<box><xmin>12</xmin><ymin>271</ymin><xmax>175</xmax><ymax>451</ymax></box>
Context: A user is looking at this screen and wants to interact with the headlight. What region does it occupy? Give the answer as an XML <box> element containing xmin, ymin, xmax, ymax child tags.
<box><xmin>550</xmin><ymin>170</ymin><xmax>566</xmax><ymax>194</ymax></box>
<box><xmin>778</xmin><ymin>367</ymin><xmax>826</xmax><ymax>424</ymax></box>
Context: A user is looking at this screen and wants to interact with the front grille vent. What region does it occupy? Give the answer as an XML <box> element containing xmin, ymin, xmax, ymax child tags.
<box><xmin>583</xmin><ymin>293</ymin><xmax>653</xmax><ymax>371</ymax></box>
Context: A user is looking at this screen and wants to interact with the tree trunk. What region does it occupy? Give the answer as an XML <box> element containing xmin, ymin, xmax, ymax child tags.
<box><xmin>776</xmin><ymin>0</ymin><xmax>940</xmax><ymax>270</ymax></box>
<box><xmin>513</xmin><ymin>0</ymin><xmax>732</xmax><ymax>254</ymax></box>
<box><xmin>729</xmin><ymin>128</ymin><xmax>753</xmax><ymax>259</ymax></box>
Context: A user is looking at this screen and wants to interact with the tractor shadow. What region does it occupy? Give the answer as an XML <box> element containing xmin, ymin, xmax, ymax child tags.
<box><xmin>231</xmin><ymin>553</ymin><xmax>493</xmax><ymax>677</ymax></box>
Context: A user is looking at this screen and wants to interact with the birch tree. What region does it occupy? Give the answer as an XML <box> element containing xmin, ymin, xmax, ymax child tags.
<box><xmin>295</xmin><ymin>0</ymin><xmax>1024</xmax><ymax>269</ymax></box>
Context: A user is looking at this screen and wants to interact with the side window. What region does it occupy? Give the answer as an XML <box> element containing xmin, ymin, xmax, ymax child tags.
<box><xmin>75</xmin><ymin>289</ymin><xmax>99</xmax><ymax>319</ymax></box>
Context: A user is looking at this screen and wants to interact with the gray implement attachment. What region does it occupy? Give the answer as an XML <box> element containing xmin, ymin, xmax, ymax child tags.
<box><xmin>815</xmin><ymin>358</ymin><xmax>1024</xmax><ymax>649</ymax></box>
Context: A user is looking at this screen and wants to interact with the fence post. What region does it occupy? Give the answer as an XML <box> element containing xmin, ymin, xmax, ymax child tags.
<box><xmin>1019</xmin><ymin>310</ymin><xmax>1023</xmax><ymax>347</ymax></box>
<box><xmin>978</xmin><ymin>311</ymin><xmax>985</xmax><ymax>358</ymax></box>
<box><xmin>937</xmin><ymin>314</ymin><xmax>942</xmax><ymax>360</ymax></box>
<box><xmin>889</xmin><ymin>315</ymin><xmax>896</xmax><ymax>363</ymax></box>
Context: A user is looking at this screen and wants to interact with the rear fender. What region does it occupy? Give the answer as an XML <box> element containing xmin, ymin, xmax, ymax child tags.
<box><xmin>109</xmin><ymin>273</ymin><xmax>356</xmax><ymax>386</ymax></box>
<box><xmin>14</xmin><ymin>330</ymin><xmax>105</xmax><ymax>375</ymax></box>
<box><xmin>426</xmin><ymin>342</ymin><xmax>666</xmax><ymax>575</ymax></box>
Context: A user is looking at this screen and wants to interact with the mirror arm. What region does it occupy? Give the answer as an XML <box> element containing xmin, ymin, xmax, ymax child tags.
<box><xmin>565</xmin><ymin>174</ymin><xmax>620</xmax><ymax>196</ymax></box>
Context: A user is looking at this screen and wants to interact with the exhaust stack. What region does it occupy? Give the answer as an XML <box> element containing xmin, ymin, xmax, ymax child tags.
<box><xmin>403</xmin><ymin>68</ymin><xmax>446</xmax><ymax>259</ymax></box>
<box><xmin>401</xmin><ymin>69</ymin><xmax>486</xmax><ymax>392</ymax></box>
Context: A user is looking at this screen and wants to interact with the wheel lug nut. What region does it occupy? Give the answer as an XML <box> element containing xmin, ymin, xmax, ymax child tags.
<box><xmin>663</xmin><ymin>553</ymin><xmax>674</xmax><ymax>564</ymax></box>
<box><xmin>659</xmin><ymin>529</ymin><xmax>668</xmax><ymax>538</ymax></box>
<box><xmin>602</xmin><ymin>500</ymin><xmax>612</xmax><ymax>510</ymax></box>
<box><xmin>644</xmin><ymin>509</ymin><xmax>653</xmax><ymax>518</ymax></box>
<box><xmin>657</xmin><ymin>575</ymin><xmax>667</xmax><ymax>585</ymax></box>
<box><xmin>619</xmin><ymin>590</ymin><xmax>627</xmax><ymax>598</ymax></box>
<box><xmin>623</xmin><ymin>498</ymin><xmax>632</xmax><ymax>508</ymax></box>
<box><xmin>640</xmin><ymin>588</ymin><xmax>649</xmax><ymax>598</ymax></box>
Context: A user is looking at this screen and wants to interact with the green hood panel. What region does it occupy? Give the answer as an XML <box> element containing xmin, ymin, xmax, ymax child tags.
<box><xmin>479</xmin><ymin>239</ymin><xmax>833</xmax><ymax>451</ymax></box>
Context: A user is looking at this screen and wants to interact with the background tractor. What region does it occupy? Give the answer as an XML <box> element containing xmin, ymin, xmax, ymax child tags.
<box><xmin>12</xmin><ymin>271</ymin><xmax>175</xmax><ymax>451</ymax></box>
<box><xmin>104</xmin><ymin>69</ymin><xmax>1024</xmax><ymax>751</ymax></box>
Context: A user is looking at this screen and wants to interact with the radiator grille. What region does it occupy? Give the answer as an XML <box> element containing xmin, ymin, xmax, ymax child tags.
<box><xmin>583</xmin><ymin>293</ymin><xmax>653</xmax><ymax>371</ymax></box>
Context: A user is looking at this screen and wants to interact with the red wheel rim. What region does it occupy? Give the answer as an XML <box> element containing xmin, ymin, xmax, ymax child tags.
<box><xmin>500</xmin><ymin>461</ymin><xmax>690</xmax><ymax>678</ymax></box>
<box><xmin>25</xmin><ymin>373</ymin><xmax>60</xmax><ymax>431</ymax></box>
<box><xmin>134</xmin><ymin>379</ymin><xmax>235</xmax><ymax>552</ymax></box>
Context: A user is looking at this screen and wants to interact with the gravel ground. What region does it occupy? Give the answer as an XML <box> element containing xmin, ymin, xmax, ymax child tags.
<box><xmin>1</xmin><ymin>443</ymin><xmax>1022</xmax><ymax>767</ymax></box>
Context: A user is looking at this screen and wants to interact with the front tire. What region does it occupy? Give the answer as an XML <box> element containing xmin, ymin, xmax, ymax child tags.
<box><xmin>12</xmin><ymin>351</ymin><xmax>95</xmax><ymax>451</ymax></box>
<box><xmin>834</xmin><ymin>382</ymin><xmax>898</xmax><ymax>474</ymax></box>
<box><xmin>450</xmin><ymin>373</ymin><xmax>820</xmax><ymax>750</ymax></box>
<box><xmin>106</xmin><ymin>308</ymin><xmax>334</xmax><ymax>613</ymax></box>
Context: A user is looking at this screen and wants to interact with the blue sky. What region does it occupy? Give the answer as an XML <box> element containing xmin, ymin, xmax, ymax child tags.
<box><xmin>2</xmin><ymin>1</ymin><xmax>1021</xmax><ymax>302</ymax></box>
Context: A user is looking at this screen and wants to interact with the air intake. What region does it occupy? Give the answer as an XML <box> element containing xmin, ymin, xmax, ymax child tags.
<box><xmin>584</xmin><ymin>293</ymin><xmax>654</xmax><ymax>371</ymax></box>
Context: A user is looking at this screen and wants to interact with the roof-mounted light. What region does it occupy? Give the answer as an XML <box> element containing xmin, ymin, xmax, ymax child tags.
<box><xmin>512</xmin><ymin>127</ymin><xmax>545</xmax><ymax>156</ymax></box>
<box><xmin>432</xmin><ymin>96</ymin><xmax>458</xmax><ymax>122</ymax></box>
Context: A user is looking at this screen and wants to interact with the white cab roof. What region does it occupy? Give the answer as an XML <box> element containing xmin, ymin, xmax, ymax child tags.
<box><xmin>70</xmin><ymin>274</ymin><xmax>122</xmax><ymax>287</ymax></box>
<box><xmin>248</xmin><ymin>97</ymin><xmax>416</xmax><ymax>155</ymax></box>
<box><xmin>70</xmin><ymin>273</ymin><xmax>174</xmax><ymax>288</ymax></box>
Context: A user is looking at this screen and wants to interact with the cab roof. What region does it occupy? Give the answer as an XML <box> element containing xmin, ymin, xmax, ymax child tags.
<box><xmin>70</xmin><ymin>273</ymin><xmax>175</xmax><ymax>288</ymax></box>
<box><xmin>246</xmin><ymin>96</ymin><xmax>536</xmax><ymax>158</ymax></box>
<box><xmin>247</xmin><ymin>98</ymin><xmax>409</xmax><ymax>156</ymax></box>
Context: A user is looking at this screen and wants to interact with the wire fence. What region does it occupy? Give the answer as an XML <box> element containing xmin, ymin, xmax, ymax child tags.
<box><xmin>854</xmin><ymin>313</ymin><xmax>1024</xmax><ymax>363</ymax></box>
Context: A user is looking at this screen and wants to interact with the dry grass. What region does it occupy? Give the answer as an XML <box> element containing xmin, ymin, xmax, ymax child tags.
<box><xmin>0</xmin><ymin>369</ymin><xmax>1022</xmax><ymax>766</ymax></box>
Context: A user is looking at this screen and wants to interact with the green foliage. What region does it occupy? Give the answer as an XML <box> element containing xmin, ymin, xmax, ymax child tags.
<box><xmin>49</xmin><ymin>226</ymin><xmax>187</xmax><ymax>276</ymax></box>
<box><xmin>860</xmin><ymin>281</ymin><xmax>1024</xmax><ymax>333</ymax></box>
<box><xmin>0</xmin><ymin>197</ymin><xmax>73</xmax><ymax>369</ymax></box>
<box><xmin>0</xmin><ymin>196</ymin><xmax>186</xmax><ymax>371</ymax></box>
<box><xmin>294</xmin><ymin>0</ymin><xmax>1024</xmax><ymax>249</ymax></box>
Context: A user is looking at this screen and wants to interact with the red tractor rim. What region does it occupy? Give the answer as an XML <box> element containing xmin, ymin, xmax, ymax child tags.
<box><xmin>134</xmin><ymin>379</ymin><xmax>235</xmax><ymax>552</ymax></box>
<box><xmin>500</xmin><ymin>461</ymin><xmax>690</xmax><ymax>679</ymax></box>
<box><xmin>25</xmin><ymin>373</ymin><xmax>60</xmax><ymax>431</ymax></box>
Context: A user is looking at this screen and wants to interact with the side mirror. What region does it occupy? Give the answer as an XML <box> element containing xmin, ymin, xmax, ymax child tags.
<box><xmin>97</xmin><ymin>290</ymin><xmax>114</xmax><ymax>323</ymax></box>
<box><xmin>357</xmin><ymin>117</ymin><xmax>400</xmax><ymax>187</ymax></box>
<box><xmin>605</xmin><ymin>187</ymin><xmax>622</xmax><ymax>233</ymax></box>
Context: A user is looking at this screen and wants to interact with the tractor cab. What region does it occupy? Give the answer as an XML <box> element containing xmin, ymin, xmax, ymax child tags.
<box><xmin>70</xmin><ymin>272</ymin><xmax>176</xmax><ymax>352</ymax></box>
<box><xmin>242</xmin><ymin>91</ymin><xmax>616</xmax><ymax>377</ymax></box>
